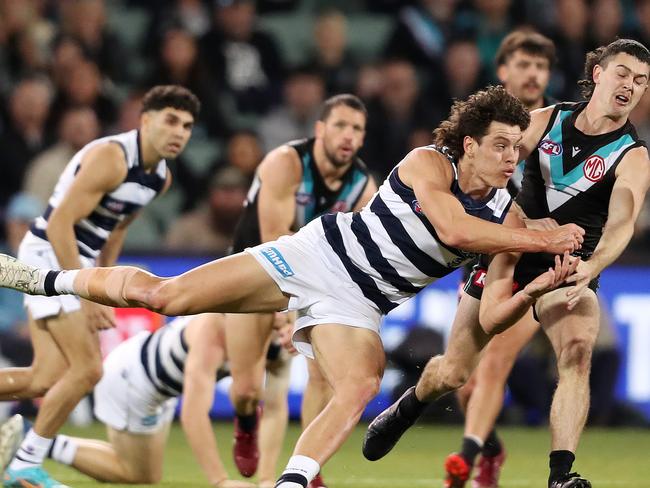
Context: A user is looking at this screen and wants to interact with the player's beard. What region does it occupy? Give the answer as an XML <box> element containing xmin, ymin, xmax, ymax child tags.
<box><xmin>324</xmin><ymin>142</ymin><xmax>355</xmax><ymax>168</ymax></box>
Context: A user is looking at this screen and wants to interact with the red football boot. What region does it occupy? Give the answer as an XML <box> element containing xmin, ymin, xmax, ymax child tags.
<box><xmin>472</xmin><ymin>450</ymin><xmax>506</xmax><ymax>488</ymax></box>
<box><xmin>444</xmin><ymin>453</ymin><xmax>471</xmax><ymax>488</ymax></box>
<box><xmin>233</xmin><ymin>407</ymin><xmax>261</xmax><ymax>477</ymax></box>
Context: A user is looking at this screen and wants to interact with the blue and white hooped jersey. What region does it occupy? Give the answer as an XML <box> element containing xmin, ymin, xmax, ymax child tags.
<box><xmin>320</xmin><ymin>145</ymin><xmax>512</xmax><ymax>314</ymax></box>
<box><xmin>517</xmin><ymin>101</ymin><xmax>646</xmax><ymax>254</ymax></box>
<box><xmin>30</xmin><ymin>130</ymin><xmax>168</xmax><ymax>259</ymax></box>
<box><xmin>139</xmin><ymin>316</ymin><xmax>191</xmax><ymax>399</ymax></box>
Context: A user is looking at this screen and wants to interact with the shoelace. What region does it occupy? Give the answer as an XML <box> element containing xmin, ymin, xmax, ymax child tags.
<box><xmin>0</xmin><ymin>256</ymin><xmax>39</xmax><ymax>293</ymax></box>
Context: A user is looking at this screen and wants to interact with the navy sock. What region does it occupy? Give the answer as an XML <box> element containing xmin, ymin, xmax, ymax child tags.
<box><xmin>274</xmin><ymin>473</ymin><xmax>308</xmax><ymax>487</ymax></box>
<box><xmin>460</xmin><ymin>436</ymin><xmax>482</xmax><ymax>466</ymax></box>
<box><xmin>549</xmin><ymin>450</ymin><xmax>575</xmax><ymax>485</ymax></box>
<box><xmin>237</xmin><ymin>413</ymin><xmax>258</xmax><ymax>433</ymax></box>
<box><xmin>396</xmin><ymin>387</ymin><xmax>427</xmax><ymax>422</ymax></box>
<box><xmin>483</xmin><ymin>430</ymin><xmax>503</xmax><ymax>457</ymax></box>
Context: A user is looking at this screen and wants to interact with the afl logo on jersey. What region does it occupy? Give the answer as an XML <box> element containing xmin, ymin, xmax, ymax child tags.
<box><xmin>583</xmin><ymin>155</ymin><xmax>605</xmax><ymax>182</ymax></box>
<box><xmin>539</xmin><ymin>139</ymin><xmax>562</xmax><ymax>156</ymax></box>
<box><xmin>295</xmin><ymin>193</ymin><xmax>313</xmax><ymax>206</ymax></box>
<box><xmin>411</xmin><ymin>199</ymin><xmax>423</xmax><ymax>214</ymax></box>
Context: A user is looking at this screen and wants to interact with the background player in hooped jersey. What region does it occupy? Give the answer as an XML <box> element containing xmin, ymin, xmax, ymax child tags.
<box><xmin>0</xmin><ymin>85</ymin><xmax>586</xmax><ymax>488</ymax></box>
<box><xmin>225</xmin><ymin>94</ymin><xmax>376</xmax><ymax>488</ymax></box>
<box><xmin>451</xmin><ymin>30</ymin><xmax>559</xmax><ymax>488</ymax></box>
<box><xmin>0</xmin><ymin>85</ymin><xmax>200</xmax><ymax>488</ymax></box>
<box><xmin>0</xmin><ymin>313</ymin><xmax>291</xmax><ymax>488</ymax></box>
<box><xmin>363</xmin><ymin>39</ymin><xmax>650</xmax><ymax>488</ymax></box>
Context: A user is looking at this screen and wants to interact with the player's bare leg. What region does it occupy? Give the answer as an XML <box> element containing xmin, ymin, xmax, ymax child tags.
<box><xmin>274</xmin><ymin>325</ymin><xmax>384</xmax><ymax>488</ymax></box>
<box><xmin>0</xmin><ymin>252</ymin><xmax>289</xmax><ymax>315</ymax></box>
<box><xmin>300</xmin><ymin>359</ymin><xmax>332</xmax><ymax>488</ymax></box>
<box><xmin>226</xmin><ymin>312</ymin><xmax>274</xmax><ymax>477</ymax></box>
<box><xmin>0</xmin><ymin>314</ymin><xmax>67</xmax><ymax>400</ymax></box>
<box><xmin>363</xmin><ymin>293</ymin><xmax>489</xmax><ymax>464</ymax></box>
<box><xmin>451</xmin><ymin>311</ymin><xmax>539</xmax><ymax>487</ymax></box>
<box><xmin>537</xmin><ymin>287</ymin><xmax>599</xmax><ymax>487</ymax></box>
<box><xmin>257</xmin><ymin>347</ymin><xmax>291</xmax><ymax>487</ymax></box>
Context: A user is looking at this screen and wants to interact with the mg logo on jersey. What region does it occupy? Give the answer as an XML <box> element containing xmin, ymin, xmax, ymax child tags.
<box><xmin>584</xmin><ymin>155</ymin><xmax>605</xmax><ymax>182</ymax></box>
<box><xmin>539</xmin><ymin>139</ymin><xmax>562</xmax><ymax>156</ymax></box>
<box><xmin>411</xmin><ymin>199</ymin><xmax>423</xmax><ymax>214</ymax></box>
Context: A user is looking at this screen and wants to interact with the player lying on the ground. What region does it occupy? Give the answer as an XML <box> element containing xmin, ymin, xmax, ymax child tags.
<box><xmin>0</xmin><ymin>86</ymin><xmax>585</xmax><ymax>488</ymax></box>
<box><xmin>0</xmin><ymin>313</ymin><xmax>292</xmax><ymax>487</ymax></box>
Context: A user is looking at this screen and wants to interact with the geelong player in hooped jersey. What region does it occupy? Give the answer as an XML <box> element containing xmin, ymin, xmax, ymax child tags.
<box><xmin>0</xmin><ymin>86</ymin><xmax>200</xmax><ymax>488</ymax></box>
<box><xmin>0</xmin><ymin>86</ymin><xmax>585</xmax><ymax>488</ymax></box>
<box><xmin>226</xmin><ymin>94</ymin><xmax>375</xmax><ymax>488</ymax></box>
<box><xmin>364</xmin><ymin>39</ymin><xmax>650</xmax><ymax>488</ymax></box>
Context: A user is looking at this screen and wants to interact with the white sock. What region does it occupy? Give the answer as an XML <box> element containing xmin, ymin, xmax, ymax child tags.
<box><xmin>54</xmin><ymin>270</ymin><xmax>79</xmax><ymax>294</ymax></box>
<box><xmin>275</xmin><ymin>455</ymin><xmax>320</xmax><ymax>487</ymax></box>
<box><xmin>8</xmin><ymin>429</ymin><xmax>53</xmax><ymax>470</ymax></box>
<box><xmin>50</xmin><ymin>435</ymin><xmax>78</xmax><ymax>465</ymax></box>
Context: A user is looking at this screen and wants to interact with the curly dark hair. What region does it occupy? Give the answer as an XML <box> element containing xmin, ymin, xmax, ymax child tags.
<box><xmin>141</xmin><ymin>85</ymin><xmax>201</xmax><ymax>119</ymax></box>
<box><xmin>432</xmin><ymin>85</ymin><xmax>530</xmax><ymax>160</ymax></box>
<box><xmin>578</xmin><ymin>39</ymin><xmax>650</xmax><ymax>99</ymax></box>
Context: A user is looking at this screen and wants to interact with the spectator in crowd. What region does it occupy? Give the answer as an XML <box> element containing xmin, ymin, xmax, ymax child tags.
<box><xmin>47</xmin><ymin>36</ymin><xmax>86</xmax><ymax>94</ymax></box>
<box><xmin>627</xmin><ymin>0</ymin><xmax>650</xmax><ymax>51</ymax></box>
<box><xmin>258</xmin><ymin>67</ymin><xmax>325</xmax><ymax>152</ymax></box>
<box><xmin>58</xmin><ymin>0</ymin><xmax>127</xmax><ymax>82</ymax></box>
<box><xmin>23</xmin><ymin>107</ymin><xmax>100</xmax><ymax>206</ymax></box>
<box><xmin>165</xmin><ymin>166</ymin><xmax>249</xmax><ymax>254</ymax></box>
<box><xmin>201</xmin><ymin>0</ymin><xmax>285</xmax><ymax>116</ymax></box>
<box><xmin>147</xmin><ymin>27</ymin><xmax>224</xmax><ymax>136</ymax></box>
<box><xmin>546</xmin><ymin>0</ymin><xmax>589</xmax><ymax>100</ymax></box>
<box><xmin>0</xmin><ymin>0</ymin><xmax>54</xmax><ymax>90</ymax></box>
<box><xmin>306</xmin><ymin>9</ymin><xmax>357</xmax><ymax>95</ymax></box>
<box><xmin>588</xmin><ymin>0</ymin><xmax>624</xmax><ymax>50</ymax></box>
<box><xmin>472</xmin><ymin>0</ymin><xmax>514</xmax><ymax>78</ymax></box>
<box><xmin>0</xmin><ymin>77</ymin><xmax>53</xmax><ymax>235</ymax></box>
<box><xmin>213</xmin><ymin>129</ymin><xmax>264</xmax><ymax>180</ymax></box>
<box><xmin>438</xmin><ymin>37</ymin><xmax>484</xmax><ymax>112</ymax></box>
<box><xmin>360</xmin><ymin>59</ymin><xmax>434</xmax><ymax>180</ymax></box>
<box><xmin>383</xmin><ymin>0</ymin><xmax>462</xmax><ymax>70</ymax></box>
<box><xmin>48</xmin><ymin>59</ymin><xmax>118</xmax><ymax>131</ymax></box>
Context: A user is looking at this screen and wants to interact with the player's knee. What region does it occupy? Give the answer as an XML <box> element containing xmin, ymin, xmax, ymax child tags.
<box><xmin>558</xmin><ymin>337</ymin><xmax>594</xmax><ymax>374</ymax></box>
<box><xmin>231</xmin><ymin>381</ymin><xmax>262</xmax><ymax>406</ymax></box>
<box><xmin>76</xmin><ymin>362</ymin><xmax>104</xmax><ymax>392</ymax></box>
<box><xmin>142</xmin><ymin>279</ymin><xmax>189</xmax><ymax>316</ymax></box>
<box><xmin>335</xmin><ymin>374</ymin><xmax>381</xmax><ymax>411</ymax></box>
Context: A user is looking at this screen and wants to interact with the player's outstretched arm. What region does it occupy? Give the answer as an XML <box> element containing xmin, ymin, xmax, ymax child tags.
<box><xmin>480</xmin><ymin>251</ymin><xmax>580</xmax><ymax>335</ymax></box>
<box><xmin>399</xmin><ymin>148</ymin><xmax>585</xmax><ymax>255</ymax></box>
<box><xmin>566</xmin><ymin>147</ymin><xmax>650</xmax><ymax>309</ymax></box>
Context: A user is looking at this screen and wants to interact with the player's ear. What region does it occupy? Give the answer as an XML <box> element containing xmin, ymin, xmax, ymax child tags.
<box><xmin>496</xmin><ymin>65</ymin><xmax>507</xmax><ymax>84</ymax></box>
<box><xmin>463</xmin><ymin>135</ymin><xmax>475</xmax><ymax>158</ymax></box>
<box><xmin>315</xmin><ymin>119</ymin><xmax>324</xmax><ymax>139</ymax></box>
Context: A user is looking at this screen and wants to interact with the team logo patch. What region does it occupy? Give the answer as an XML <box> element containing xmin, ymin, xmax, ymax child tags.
<box><xmin>411</xmin><ymin>199</ymin><xmax>423</xmax><ymax>214</ymax></box>
<box><xmin>261</xmin><ymin>247</ymin><xmax>295</xmax><ymax>277</ymax></box>
<box><xmin>296</xmin><ymin>193</ymin><xmax>313</xmax><ymax>205</ymax></box>
<box><xmin>583</xmin><ymin>155</ymin><xmax>605</xmax><ymax>182</ymax></box>
<box><xmin>141</xmin><ymin>414</ymin><xmax>159</xmax><ymax>426</ymax></box>
<box><xmin>539</xmin><ymin>139</ymin><xmax>562</xmax><ymax>156</ymax></box>
<box><xmin>472</xmin><ymin>269</ymin><xmax>487</xmax><ymax>288</ymax></box>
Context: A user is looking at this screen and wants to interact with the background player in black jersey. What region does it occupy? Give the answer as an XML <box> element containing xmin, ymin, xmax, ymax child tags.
<box><xmin>363</xmin><ymin>39</ymin><xmax>650</xmax><ymax>488</ymax></box>
<box><xmin>225</xmin><ymin>94</ymin><xmax>377</xmax><ymax>488</ymax></box>
<box><xmin>0</xmin><ymin>86</ymin><xmax>199</xmax><ymax>488</ymax></box>
<box><xmin>450</xmin><ymin>30</ymin><xmax>558</xmax><ymax>488</ymax></box>
<box><xmin>0</xmin><ymin>86</ymin><xmax>585</xmax><ymax>488</ymax></box>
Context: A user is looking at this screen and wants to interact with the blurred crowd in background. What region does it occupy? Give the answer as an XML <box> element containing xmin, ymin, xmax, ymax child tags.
<box><xmin>1</xmin><ymin>0</ymin><xmax>650</xmax><ymax>427</ymax></box>
<box><xmin>3</xmin><ymin>0</ymin><xmax>650</xmax><ymax>257</ymax></box>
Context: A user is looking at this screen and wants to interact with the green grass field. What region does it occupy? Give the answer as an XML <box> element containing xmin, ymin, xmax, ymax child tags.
<box><xmin>46</xmin><ymin>422</ymin><xmax>650</xmax><ymax>487</ymax></box>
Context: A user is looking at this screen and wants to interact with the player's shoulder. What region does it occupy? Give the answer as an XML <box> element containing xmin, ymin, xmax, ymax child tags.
<box><xmin>399</xmin><ymin>145</ymin><xmax>454</xmax><ymax>188</ymax></box>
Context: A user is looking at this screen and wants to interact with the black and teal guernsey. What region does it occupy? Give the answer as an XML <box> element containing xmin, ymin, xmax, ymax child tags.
<box><xmin>231</xmin><ymin>137</ymin><xmax>371</xmax><ymax>252</ymax></box>
<box><xmin>516</xmin><ymin>101</ymin><xmax>645</xmax><ymax>272</ymax></box>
